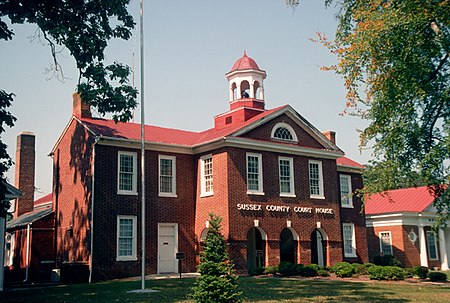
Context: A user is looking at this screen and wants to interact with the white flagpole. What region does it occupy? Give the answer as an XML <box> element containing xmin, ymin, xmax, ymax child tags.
<box><xmin>139</xmin><ymin>0</ymin><xmax>146</xmax><ymax>291</ymax></box>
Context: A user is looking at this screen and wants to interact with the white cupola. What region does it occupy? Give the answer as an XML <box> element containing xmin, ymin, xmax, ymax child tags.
<box><xmin>225</xmin><ymin>51</ymin><xmax>267</xmax><ymax>109</ymax></box>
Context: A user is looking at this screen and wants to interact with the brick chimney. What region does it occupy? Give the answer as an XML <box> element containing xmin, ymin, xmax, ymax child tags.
<box><xmin>72</xmin><ymin>92</ymin><xmax>91</xmax><ymax>119</ymax></box>
<box><xmin>14</xmin><ymin>132</ymin><xmax>35</xmax><ymax>218</ymax></box>
<box><xmin>322</xmin><ymin>130</ymin><xmax>336</xmax><ymax>145</ymax></box>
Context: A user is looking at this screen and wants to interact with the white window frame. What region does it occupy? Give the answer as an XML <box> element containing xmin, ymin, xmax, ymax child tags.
<box><xmin>270</xmin><ymin>122</ymin><xmax>298</xmax><ymax>142</ymax></box>
<box><xmin>342</xmin><ymin>223</ymin><xmax>357</xmax><ymax>257</ymax></box>
<box><xmin>4</xmin><ymin>232</ymin><xmax>15</xmax><ymax>266</ymax></box>
<box><xmin>200</xmin><ymin>155</ymin><xmax>214</xmax><ymax>197</ymax></box>
<box><xmin>339</xmin><ymin>174</ymin><xmax>353</xmax><ymax>208</ymax></box>
<box><xmin>158</xmin><ymin>155</ymin><xmax>177</xmax><ymax>197</ymax></box>
<box><xmin>379</xmin><ymin>231</ymin><xmax>393</xmax><ymax>256</ymax></box>
<box><xmin>117</xmin><ymin>151</ymin><xmax>137</xmax><ymax>195</ymax></box>
<box><xmin>246</xmin><ymin>152</ymin><xmax>264</xmax><ymax>195</ymax></box>
<box><xmin>279</xmin><ymin>156</ymin><xmax>295</xmax><ymax>197</ymax></box>
<box><xmin>309</xmin><ymin>160</ymin><xmax>324</xmax><ymax>199</ymax></box>
<box><xmin>116</xmin><ymin>215</ymin><xmax>137</xmax><ymax>261</ymax></box>
<box><xmin>427</xmin><ymin>231</ymin><xmax>438</xmax><ymax>260</ymax></box>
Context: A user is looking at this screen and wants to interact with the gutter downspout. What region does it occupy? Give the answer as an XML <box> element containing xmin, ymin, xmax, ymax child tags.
<box><xmin>88</xmin><ymin>137</ymin><xmax>100</xmax><ymax>283</ymax></box>
<box><xmin>24</xmin><ymin>223</ymin><xmax>31</xmax><ymax>283</ymax></box>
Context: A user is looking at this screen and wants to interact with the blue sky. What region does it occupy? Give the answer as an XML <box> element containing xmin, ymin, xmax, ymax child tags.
<box><xmin>1</xmin><ymin>0</ymin><xmax>371</xmax><ymax>198</ymax></box>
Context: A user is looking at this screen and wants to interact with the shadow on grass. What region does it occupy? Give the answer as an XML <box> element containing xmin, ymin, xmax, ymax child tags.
<box><xmin>240</xmin><ymin>277</ymin><xmax>407</xmax><ymax>303</ymax></box>
<box><xmin>3</xmin><ymin>276</ymin><xmax>450</xmax><ymax>303</ymax></box>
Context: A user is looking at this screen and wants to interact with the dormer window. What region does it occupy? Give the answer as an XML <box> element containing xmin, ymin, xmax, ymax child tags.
<box><xmin>271</xmin><ymin>122</ymin><xmax>298</xmax><ymax>142</ymax></box>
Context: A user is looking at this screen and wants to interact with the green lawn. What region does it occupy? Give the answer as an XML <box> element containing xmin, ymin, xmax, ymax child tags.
<box><xmin>2</xmin><ymin>276</ymin><xmax>450</xmax><ymax>303</ymax></box>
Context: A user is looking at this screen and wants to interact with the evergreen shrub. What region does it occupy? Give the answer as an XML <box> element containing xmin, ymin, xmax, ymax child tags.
<box><xmin>190</xmin><ymin>213</ymin><xmax>242</xmax><ymax>303</ymax></box>
<box><xmin>428</xmin><ymin>271</ymin><xmax>447</xmax><ymax>282</ymax></box>
<box><xmin>413</xmin><ymin>266</ymin><xmax>429</xmax><ymax>279</ymax></box>
<box><xmin>333</xmin><ymin>262</ymin><xmax>354</xmax><ymax>278</ymax></box>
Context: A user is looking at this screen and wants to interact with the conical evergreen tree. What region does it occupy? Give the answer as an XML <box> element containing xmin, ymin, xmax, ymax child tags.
<box><xmin>190</xmin><ymin>213</ymin><xmax>242</xmax><ymax>303</ymax></box>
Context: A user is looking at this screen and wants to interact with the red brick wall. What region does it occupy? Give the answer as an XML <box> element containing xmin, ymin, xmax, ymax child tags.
<box><xmin>339</xmin><ymin>172</ymin><xmax>369</xmax><ymax>263</ymax></box>
<box><xmin>194</xmin><ymin>142</ymin><xmax>349</xmax><ymax>272</ymax></box>
<box><xmin>53</xmin><ymin>119</ymin><xmax>93</xmax><ymax>266</ymax></box>
<box><xmin>92</xmin><ymin>145</ymin><xmax>197</xmax><ymax>279</ymax></box>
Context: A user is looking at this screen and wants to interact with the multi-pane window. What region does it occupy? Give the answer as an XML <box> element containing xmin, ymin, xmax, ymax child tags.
<box><xmin>4</xmin><ymin>233</ymin><xmax>15</xmax><ymax>266</ymax></box>
<box><xmin>279</xmin><ymin>157</ymin><xmax>295</xmax><ymax>196</ymax></box>
<box><xmin>427</xmin><ymin>231</ymin><xmax>438</xmax><ymax>260</ymax></box>
<box><xmin>379</xmin><ymin>231</ymin><xmax>393</xmax><ymax>255</ymax></box>
<box><xmin>271</xmin><ymin>122</ymin><xmax>297</xmax><ymax>142</ymax></box>
<box><xmin>309</xmin><ymin>160</ymin><xmax>324</xmax><ymax>198</ymax></box>
<box><xmin>159</xmin><ymin>155</ymin><xmax>176</xmax><ymax>196</ymax></box>
<box><xmin>200</xmin><ymin>155</ymin><xmax>213</xmax><ymax>196</ymax></box>
<box><xmin>340</xmin><ymin>174</ymin><xmax>353</xmax><ymax>207</ymax></box>
<box><xmin>343</xmin><ymin>223</ymin><xmax>356</xmax><ymax>257</ymax></box>
<box><xmin>118</xmin><ymin>151</ymin><xmax>137</xmax><ymax>194</ymax></box>
<box><xmin>247</xmin><ymin>153</ymin><xmax>263</xmax><ymax>194</ymax></box>
<box><xmin>117</xmin><ymin>216</ymin><xmax>137</xmax><ymax>261</ymax></box>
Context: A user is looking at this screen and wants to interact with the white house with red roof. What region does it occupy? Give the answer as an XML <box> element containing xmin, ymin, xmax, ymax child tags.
<box><xmin>45</xmin><ymin>52</ymin><xmax>369</xmax><ymax>281</ymax></box>
<box><xmin>365</xmin><ymin>186</ymin><xmax>449</xmax><ymax>270</ymax></box>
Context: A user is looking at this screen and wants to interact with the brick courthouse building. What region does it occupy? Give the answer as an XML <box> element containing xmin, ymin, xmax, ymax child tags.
<box><xmin>51</xmin><ymin>53</ymin><xmax>368</xmax><ymax>280</ymax></box>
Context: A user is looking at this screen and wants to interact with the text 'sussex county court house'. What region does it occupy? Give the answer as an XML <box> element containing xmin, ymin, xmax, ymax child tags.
<box><xmin>51</xmin><ymin>52</ymin><xmax>368</xmax><ymax>280</ymax></box>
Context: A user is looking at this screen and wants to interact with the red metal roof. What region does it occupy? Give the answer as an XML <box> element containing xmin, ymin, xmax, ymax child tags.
<box><xmin>34</xmin><ymin>193</ymin><xmax>52</xmax><ymax>207</ymax></box>
<box><xmin>230</xmin><ymin>51</ymin><xmax>261</xmax><ymax>72</ymax></box>
<box><xmin>79</xmin><ymin>105</ymin><xmax>286</xmax><ymax>147</ymax></box>
<box><xmin>337</xmin><ymin>156</ymin><xmax>365</xmax><ymax>168</ymax></box>
<box><xmin>365</xmin><ymin>186</ymin><xmax>436</xmax><ymax>215</ymax></box>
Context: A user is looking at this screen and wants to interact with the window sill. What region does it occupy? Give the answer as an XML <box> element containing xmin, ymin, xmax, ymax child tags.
<box><xmin>200</xmin><ymin>192</ymin><xmax>214</xmax><ymax>198</ymax></box>
<box><xmin>116</xmin><ymin>257</ymin><xmax>138</xmax><ymax>262</ymax></box>
<box><xmin>344</xmin><ymin>254</ymin><xmax>357</xmax><ymax>258</ymax></box>
<box><xmin>341</xmin><ymin>204</ymin><xmax>354</xmax><ymax>208</ymax></box>
<box><xmin>117</xmin><ymin>191</ymin><xmax>138</xmax><ymax>196</ymax></box>
<box><xmin>247</xmin><ymin>191</ymin><xmax>265</xmax><ymax>196</ymax></box>
<box><xmin>280</xmin><ymin>194</ymin><xmax>296</xmax><ymax>198</ymax></box>
<box><xmin>310</xmin><ymin>195</ymin><xmax>325</xmax><ymax>200</ymax></box>
<box><xmin>159</xmin><ymin>193</ymin><xmax>178</xmax><ymax>198</ymax></box>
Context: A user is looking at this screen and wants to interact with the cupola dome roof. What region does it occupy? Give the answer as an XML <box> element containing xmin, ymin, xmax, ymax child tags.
<box><xmin>229</xmin><ymin>51</ymin><xmax>261</xmax><ymax>72</ymax></box>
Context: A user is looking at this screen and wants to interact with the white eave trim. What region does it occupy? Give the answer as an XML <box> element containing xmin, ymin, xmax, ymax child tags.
<box><xmin>51</xmin><ymin>116</ymin><xmax>98</xmax><ymax>154</ymax></box>
<box><xmin>220</xmin><ymin>137</ymin><xmax>343</xmax><ymax>159</ymax></box>
<box><xmin>365</xmin><ymin>211</ymin><xmax>446</xmax><ymax>227</ymax></box>
<box><xmin>337</xmin><ymin>164</ymin><xmax>365</xmax><ymax>173</ymax></box>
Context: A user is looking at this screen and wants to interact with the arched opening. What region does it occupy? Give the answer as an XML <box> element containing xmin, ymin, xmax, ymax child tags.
<box><xmin>231</xmin><ymin>82</ymin><xmax>237</xmax><ymax>101</ymax></box>
<box><xmin>254</xmin><ymin>81</ymin><xmax>262</xmax><ymax>99</ymax></box>
<box><xmin>280</xmin><ymin>228</ymin><xmax>296</xmax><ymax>264</ymax></box>
<box><xmin>311</xmin><ymin>229</ymin><xmax>327</xmax><ymax>267</ymax></box>
<box><xmin>247</xmin><ymin>227</ymin><xmax>265</xmax><ymax>273</ymax></box>
<box><xmin>240</xmin><ymin>80</ymin><xmax>250</xmax><ymax>98</ymax></box>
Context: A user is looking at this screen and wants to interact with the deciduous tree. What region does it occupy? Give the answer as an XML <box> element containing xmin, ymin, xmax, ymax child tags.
<box><xmin>0</xmin><ymin>0</ymin><xmax>137</xmax><ymax>214</ymax></box>
<box><xmin>288</xmin><ymin>0</ymin><xmax>450</xmax><ymax>224</ymax></box>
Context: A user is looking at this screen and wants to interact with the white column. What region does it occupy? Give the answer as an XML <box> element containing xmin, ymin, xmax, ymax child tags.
<box><xmin>260</xmin><ymin>85</ymin><xmax>265</xmax><ymax>101</ymax></box>
<box><xmin>439</xmin><ymin>229</ymin><xmax>449</xmax><ymax>270</ymax></box>
<box><xmin>237</xmin><ymin>83</ymin><xmax>241</xmax><ymax>99</ymax></box>
<box><xmin>229</xmin><ymin>85</ymin><xmax>234</xmax><ymax>102</ymax></box>
<box><xmin>250</xmin><ymin>82</ymin><xmax>255</xmax><ymax>98</ymax></box>
<box><xmin>419</xmin><ymin>225</ymin><xmax>429</xmax><ymax>267</ymax></box>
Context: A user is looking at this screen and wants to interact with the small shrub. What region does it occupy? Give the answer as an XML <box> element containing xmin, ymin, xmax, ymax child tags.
<box><xmin>364</xmin><ymin>262</ymin><xmax>375</xmax><ymax>268</ymax></box>
<box><xmin>368</xmin><ymin>265</ymin><xmax>384</xmax><ymax>280</ymax></box>
<box><xmin>333</xmin><ymin>262</ymin><xmax>354</xmax><ymax>278</ymax></box>
<box><xmin>250</xmin><ymin>267</ymin><xmax>265</xmax><ymax>276</ymax></box>
<box><xmin>373</xmin><ymin>255</ymin><xmax>402</xmax><ymax>267</ymax></box>
<box><xmin>292</xmin><ymin>264</ymin><xmax>304</xmax><ymax>276</ymax></box>
<box><xmin>264</xmin><ymin>265</ymin><xmax>278</xmax><ymax>275</ymax></box>
<box><xmin>369</xmin><ymin>265</ymin><xmax>405</xmax><ymax>281</ymax></box>
<box><xmin>404</xmin><ymin>267</ymin><xmax>415</xmax><ymax>278</ymax></box>
<box><xmin>428</xmin><ymin>271</ymin><xmax>447</xmax><ymax>282</ymax></box>
<box><xmin>352</xmin><ymin>263</ymin><xmax>369</xmax><ymax>276</ymax></box>
<box><xmin>413</xmin><ymin>266</ymin><xmax>429</xmax><ymax>279</ymax></box>
<box><xmin>308</xmin><ymin>263</ymin><xmax>321</xmax><ymax>272</ymax></box>
<box><xmin>383</xmin><ymin>266</ymin><xmax>406</xmax><ymax>280</ymax></box>
<box><xmin>317</xmin><ymin>269</ymin><xmax>330</xmax><ymax>277</ymax></box>
<box><xmin>301</xmin><ymin>265</ymin><xmax>318</xmax><ymax>277</ymax></box>
<box><xmin>278</xmin><ymin>262</ymin><xmax>296</xmax><ymax>276</ymax></box>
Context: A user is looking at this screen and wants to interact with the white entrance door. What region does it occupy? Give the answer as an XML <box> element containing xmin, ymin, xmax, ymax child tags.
<box><xmin>158</xmin><ymin>223</ymin><xmax>178</xmax><ymax>273</ymax></box>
